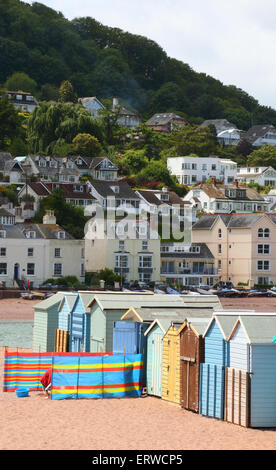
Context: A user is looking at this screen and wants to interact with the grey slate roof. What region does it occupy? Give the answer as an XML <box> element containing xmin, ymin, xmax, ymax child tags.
<box><xmin>90</xmin><ymin>180</ymin><xmax>140</xmax><ymax>200</ymax></box>
<box><xmin>0</xmin><ymin>223</ymin><xmax>75</xmax><ymax>239</ymax></box>
<box><xmin>146</xmin><ymin>113</ymin><xmax>185</xmax><ymax>126</ymax></box>
<box><xmin>161</xmin><ymin>243</ymin><xmax>214</xmax><ymax>259</ymax></box>
<box><xmin>193</xmin><ymin>213</ymin><xmax>272</xmax><ymax>230</ymax></box>
<box><xmin>200</xmin><ymin>119</ymin><xmax>236</xmax><ymax>132</ymax></box>
<box><xmin>243</xmin><ymin>125</ymin><xmax>276</xmax><ymax>143</ymax></box>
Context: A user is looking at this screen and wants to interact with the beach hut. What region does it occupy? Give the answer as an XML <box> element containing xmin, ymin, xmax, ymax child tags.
<box><xmin>144</xmin><ymin>318</ymin><xmax>172</xmax><ymax>397</ymax></box>
<box><xmin>162</xmin><ymin>322</ymin><xmax>186</xmax><ymax>405</ymax></box>
<box><xmin>69</xmin><ymin>292</ymin><xmax>94</xmax><ymax>352</ymax></box>
<box><xmin>113</xmin><ymin>321</ymin><xmax>148</xmax><ymax>355</ymax></box>
<box><xmin>199</xmin><ymin>314</ymin><xmax>238</xmax><ymax>420</ymax></box>
<box><xmin>122</xmin><ymin>304</ymin><xmax>216</xmax><ymax>399</ymax></box>
<box><xmin>180</xmin><ymin>318</ymin><xmax>209</xmax><ymax>413</ymax></box>
<box><xmin>32</xmin><ymin>292</ymin><xmax>65</xmax><ymax>352</ymax></box>
<box><xmin>88</xmin><ymin>294</ymin><xmax>188</xmax><ymax>353</ymax></box>
<box><xmin>227</xmin><ymin>314</ymin><xmax>276</xmax><ymax>428</ymax></box>
<box><xmin>58</xmin><ymin>293</ymin><xmax>78</xmax><ymax>331</ymax></box>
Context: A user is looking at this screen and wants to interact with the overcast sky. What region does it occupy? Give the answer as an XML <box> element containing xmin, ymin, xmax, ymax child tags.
<box><xmin>24</xmin><ymin>0</ymin><xmax>276</xmax><ymax>109</ymax></box>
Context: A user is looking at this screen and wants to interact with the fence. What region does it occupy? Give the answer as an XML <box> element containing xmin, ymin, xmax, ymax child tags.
<box><xmin>51</xmin><ymin>354</ymin><xmax>144</xmax><ymax>400</ymax></box>
<box><xmin>2</xmin><ymin>350</ymin><xmax>111</xmax><ymax>393</ymax></box>
<box><xmin>3</xmin><ymin>350</ymin><xmax>54</xmax><ymax>392</ymax></box>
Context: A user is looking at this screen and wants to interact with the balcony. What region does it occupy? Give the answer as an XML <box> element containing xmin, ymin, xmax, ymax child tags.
<box><xmin>160</xmin><ymin>267</ymin><xmax>218</xmax><ymax>276</ymax></box>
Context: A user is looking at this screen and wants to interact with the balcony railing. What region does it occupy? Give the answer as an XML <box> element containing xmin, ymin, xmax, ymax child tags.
<box><xmin>160</xmin><ymin>268</ymin><xmax>218</xmax><ymax>276</ymax></box>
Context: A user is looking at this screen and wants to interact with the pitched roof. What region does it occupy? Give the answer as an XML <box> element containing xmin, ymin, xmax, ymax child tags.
<box><xmin>193</xmin><ymin>213</ymin><xmax>270</xmax><ymax>230</ymax></box>
<box><xmin>161</xmin><ymin>243</ymin><xmax>215</xmax><ymax>259</ymax></box>
<box><xmin>230</xmin><ymin>315</ymin><xmax>276</xmax><ymax>343</ymax></box>
<box><xmin>193</xmin><ymin>183</ymin><xmax>266</xmax><ymax>202</ymax></box>
<box><xmin>137</xmin><ymin>189</ymin><xmax>190</xmax><ymax>207</ymax></box>
<box><xmin>243</xmin><ymin>125</ymin><xmax>276</xmax><ymax>143</ymax></box>
<box><xmin>90</xmin><ymin>180</ymin><xmax>140</xmax><ymax>199</ymax></box>
<box><xmin>146</xmin><ymin>113</ymin><xmax>186</xmax><ymax>126</ymax></box>
<box><xmin>200</xmin><ymin>119</ymin><xmax>236</xmax><ymax>131</ymax></box>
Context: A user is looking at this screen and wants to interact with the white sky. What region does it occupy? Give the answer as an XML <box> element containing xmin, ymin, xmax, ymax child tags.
<box><xmin>24</xmin><ymin>0</ymin><xmax>276</xmax><ymax>109</ymax></box>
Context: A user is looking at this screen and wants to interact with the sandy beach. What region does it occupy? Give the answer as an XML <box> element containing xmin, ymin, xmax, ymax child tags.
<box><xmin>0</xmin><ymin>296</ymin><xmax>276</xmax><ymax>450</ymax></box>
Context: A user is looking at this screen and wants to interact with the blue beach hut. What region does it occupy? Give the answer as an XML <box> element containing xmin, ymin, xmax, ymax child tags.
<box><xmin>69</xmin><ymin>292</ymin><xmax>94</xmax><ymax>352</ymax></box>
<box><xmin>227</xmin><ymin>314</ymin><xmax>276</xmax><ymax>428</ymax></box>
<box><xmin>199</xmin><ymin>314</ymin><xmax>238</xmax><ymax>420</ymax></box>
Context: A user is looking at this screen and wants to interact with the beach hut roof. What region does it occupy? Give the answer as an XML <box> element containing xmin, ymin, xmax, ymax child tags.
<box><xmin>58</xmin><ymin>292</ymin><xmax>78</xmax><ymax>312</ymax></box>
<box><xmin>187</xmin><ymin>318</ymin><xmax>211</xmax><ymax>337</ymax></box>
<box><xmin>121</xmin><ymin>306</ymin><xmax>214</xmax><ymax>323</ymax></box>
<box><xmin>34</xmin><ymin>292</ymin><xmax>65</xmax><ymax>311</ymax></box>
<box><xmin>203</xmin><ymin>314</ymin><xmax>239</xmax><ymax>339</ymax></box>
<box><xmin>78</xmin><ymin>292</ymin><xmax>95</xmax><ymax>313</ymax></box>
<box><xmin>229</xmin><ymin>315</ymin><xmax>276</xmax><ymax>344</ymax></box>
<box><xmin>89</xmin><ymin>294</ymin><xmax>188</xmax><ymax>312</ymax></box>
<box><xmin>144</xmin><ymin>317</ymin><xmax>186</xmax><ymax>336</ymax></box>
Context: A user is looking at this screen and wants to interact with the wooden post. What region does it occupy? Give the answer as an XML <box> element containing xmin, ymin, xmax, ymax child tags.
<box><xmin>225</xmin><ymin>367</ymin><xmax>228</xmax><ymax>422</ymax></box>
<box><xmin>232</xmin><ymin>369</ymin><xmax>235</xmax><ymax>424</ymax></box>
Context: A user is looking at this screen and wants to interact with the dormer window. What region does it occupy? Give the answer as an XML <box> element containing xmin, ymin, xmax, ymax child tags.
<box><xmin>49</xmin><ymin>160</ymin><xmax>57</xmax><ymax>168</ymax></box>
<box><xmin>76</xmin><ymin>158</ymin><xmax>83</xmax><ymax>165</ymax></box>
<box><xmin>16</xmin><ymin>94</ymin><xmax>22</xmax><ymax>100</ymax></box>
<box><xmin>57</xmin><ymin>231</ymin><xmax>66</xmax><ymax>239</ymax></box>
<box><xmin>0</xmin><ymin>230</ymin><xmax>6</xmax><ymax>238</ymax></box>
<box><xmin>26</xmin><ymin>231</ymin><xmax>36</xmax><ymax>239</ymax></box>
<box><xmin>112</xmin><ymin>186</ymin><xmax>120</xmax><ymax>194</ymax></box>
<box><xmin>160</xmin><ymin>193</ymin><xmax>169</xmax><ymax>201</ymax></box>
<box><xmin>73</xmin><ymin>185</ymin><xmax>84</xmax><ymax>192</ymax></box>
<box><xmin>26</xmin><ymin>95</ymin><xmax>34</xmax><ymax>101</ymax></box>
<box><xmin>189</xmin><ymin>246</ymin><xmax>200</xmax><ymax>253</ymax></box>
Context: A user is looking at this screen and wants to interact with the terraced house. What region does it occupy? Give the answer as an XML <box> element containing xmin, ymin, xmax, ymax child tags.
<box><xmin>0</xmin><ymin>210</ymin><xmax>84</xmax><ymax>288</ymax></box>
<box><xmin>192</xmin><ymin>213</ymin><xmax>276</xmax><ymax>288</ymax></box>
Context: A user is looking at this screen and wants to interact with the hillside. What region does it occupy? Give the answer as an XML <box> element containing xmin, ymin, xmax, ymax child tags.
<box><xmin>1</xmin><ymin>0</ymin><xmax>276</xmax><ymax>129</ymax></box>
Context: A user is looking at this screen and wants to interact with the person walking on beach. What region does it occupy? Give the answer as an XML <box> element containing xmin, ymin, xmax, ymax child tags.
<box><xmin>40</xmin><ymin>368</ymin><xmax>52</xmax><ymax>399</ymax></box>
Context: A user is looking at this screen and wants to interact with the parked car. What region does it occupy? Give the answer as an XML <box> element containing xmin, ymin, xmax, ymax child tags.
<box><xmin>213</xmin><ymin>281</ymin><xmax>234</xmax><ymax>290</ymax></box>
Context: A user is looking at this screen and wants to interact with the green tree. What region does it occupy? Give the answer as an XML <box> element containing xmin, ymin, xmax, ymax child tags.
<box><xmin>27</xmin><ymin>101</ymin><xmax>104</xmax><ymax>154</ymax></box>
<box><xmin>4</xmin><ymin>72</ymin><xmax>37</xmax><ymax>96</ymax></box>
<box><xmin>0</xmin><ymin>88</ymin><xmax>22</xmax><ymax>150</ymax></box>
<box><xmin>120</xmin><ymin>149</ymin><xmax>148</xmax><ymax>175</ymax></box>
<box><xmin>59</xmin><ymin>80</ymin><xmax>78</xmax><ymax>103</ymax></box>
<box><xmin>72</xmin><ymin>133</ymin><xmax>103</xmax><ymax>157</ymax></box>
<box><xmin>247</xmin><ymin>145</ymin><xmax>276</xmax><ymax>167</ymax></box>
<box><xmin>33</xmin><ymin>188</ymin><xmax>89</xmax><ymax>238</ymax></box>
<box><xmin>136</xmin><ymin>160</ymin><xmax>176</xmax><ymax>187</ymax></box>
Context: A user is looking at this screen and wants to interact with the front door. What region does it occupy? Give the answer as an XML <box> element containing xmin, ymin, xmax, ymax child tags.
<box><xmin>14</xmin><ymin>263</ymin><xmax>19</xmax><ymax>280</ymax></box>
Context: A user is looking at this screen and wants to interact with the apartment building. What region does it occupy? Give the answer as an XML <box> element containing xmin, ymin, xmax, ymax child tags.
<box><xmin>167</xmin><ymin>156</ymin><xmax>237</xmax><ymax>186</ymax></box>
<box><xmin>192</xmin><ymin>213</ymin><xmax>276</xmax><ymax>288</ymax></box>
<box><xmin>0</xmin><ymin>210</ymin><xmax>85</xmax><ymax>288</ymax></box>
<box><xmin>85</xmin><ymin>218</ymin><xmax>160</xmax><ymax>284</ymax></box>
<box><xmin>160</xmin><ymin>242</ymin><xmax>220</xmax><ymax>288</ymax></box>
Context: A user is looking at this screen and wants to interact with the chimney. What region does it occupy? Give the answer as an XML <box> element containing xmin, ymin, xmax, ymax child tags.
<box><xmin>233</xmin><ymin>179</ymin><xmax>239</xmax><ymax>188</ymax></box>
<box><xmin>113</xmin><ymin>97</ymin><xmax>119</xmax><ymax>110</ymax></box>
<box><xmin>211</xmin><ymin>177</ymin><xmax>216</xmax><ymax>186</ymax></box>
<box><xmin>43</xmin><ymin>210</ymin><xmax>56</xmax><ymax>225</ymax></box>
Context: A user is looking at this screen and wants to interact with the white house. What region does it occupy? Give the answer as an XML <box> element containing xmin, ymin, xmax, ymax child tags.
<box><xmin>79</xmin><ymin>97</ymin><xmax>105</xmax><ymax>117</ymax></box>
<box><xmin>237</xmin><ymin>166</ymin><xmax>276</xmax><ymax>188</ymax></box>
<box><xmin>217</xmin><ymin>128</ymin><xmax>244</xmax><ymax>146</ymax></box>
<box><xmin>167</xmin><ymin>156</ymin><xmax>238</xmax><ymax>186</ymax></box>
<box><xmin>243</xmin><ymin>125</ymin><xmax>276</xmax><ymax>146</ymax></box>
<box><xmin>0</xmin><ymin>210</ymin><xmax>85</xmax><ymax>288</ymax></box>
<box><xmin>184</xmin><ymin>180</ymin><xmax>269</xmax><ymax>214</ymax></box>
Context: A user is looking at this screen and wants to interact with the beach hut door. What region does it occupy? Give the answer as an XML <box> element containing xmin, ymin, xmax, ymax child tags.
<box><xmin>151</xmin><ymin>333</ymin><xmax>163</xmax><ymax>397</ymax></box>
<box><xmin>181</xmin><ymin>333</ymin><xmax>198</xmax><ymax>412</ymax></box>
<box><xmin>224</xmin><ymin>368</ymin><xmax>250</xmax><ymax>428</ymax></box>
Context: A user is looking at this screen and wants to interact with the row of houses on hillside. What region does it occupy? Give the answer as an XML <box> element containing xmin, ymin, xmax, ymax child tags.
<box><xmin>1</xmin><ymin>154</ymin><xmax>119</xmax><ymax>185</ymax></box>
